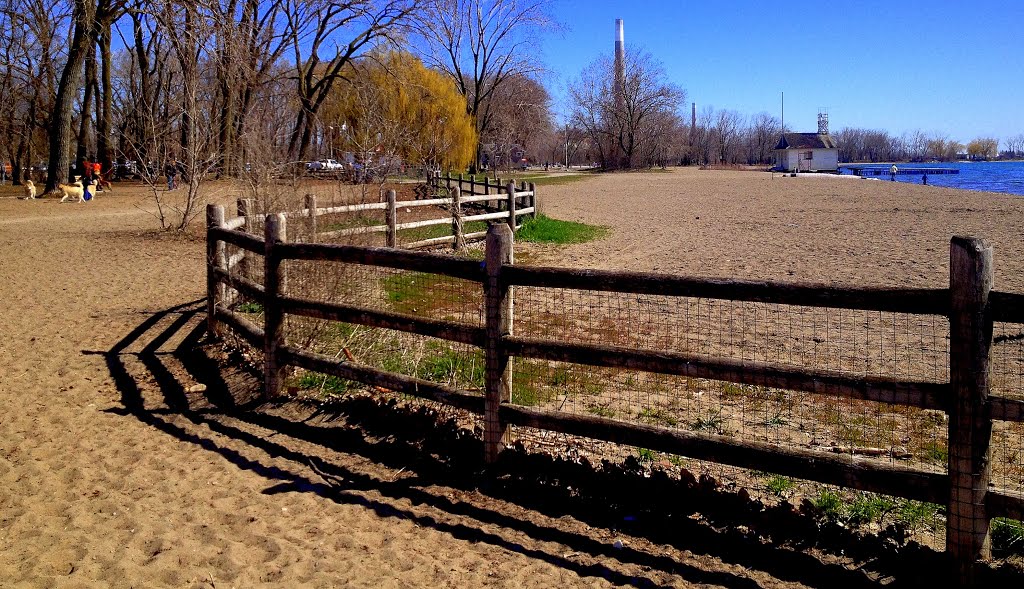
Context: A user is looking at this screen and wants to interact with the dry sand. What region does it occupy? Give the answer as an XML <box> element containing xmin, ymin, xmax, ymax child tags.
<box><xmin>0</xmin><ymin>170</ymin><xmax>1021</xmax><ymax>588</ymax></box>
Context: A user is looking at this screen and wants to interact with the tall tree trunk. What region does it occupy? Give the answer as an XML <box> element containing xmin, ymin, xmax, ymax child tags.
<box><xmin>97</xmin><ymin>23</ymin><xmax>114</xmax><ymax>174</ymax></box>
<box><xmin>46</xmin><ymin>0</ymin><xmax>95</xmax><ymax>193</ymax></box>
<box><xmin>76</xmin><ymin>41</ymin><xmax>98</xmax><ymax>166</ymax></box>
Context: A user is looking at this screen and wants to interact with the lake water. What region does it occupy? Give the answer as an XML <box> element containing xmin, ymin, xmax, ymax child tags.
<box><xmin>838</xmin><ymin>161</ymin><xmax>1024</xmax><ymax>196</ymax></box>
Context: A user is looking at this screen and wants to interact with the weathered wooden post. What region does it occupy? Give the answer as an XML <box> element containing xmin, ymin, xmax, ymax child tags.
<box><xmin>947</xmin><ymin>236</ymin><xmax>994</xmax><ymax>585</ymax></box>
<box><xmin>237</xmin><ymin>199</ymin><xmax>255</xmax><ymax>287</ymax></box>
<box><xmin>484</xmin><ymin>223</ymin><xmax>513</xmax><ymax>463</ymax></box>
<box><xmin>304</xmin><ymin>194</ymin><xmax>318</xmax><ymax>242</ymax></box>
<box><xmin>386</xmin><ymin>189</ymin><xmax>397</xmax><ymax>248</ymax></box>
<box><xmin>263</xmin><ymin>214</ymin><xmax>287</xmax><ymax>398</ymax></box>
<box><xmin>506</xmin><ymin>181</ymin><xmax>517</xmax><ymax>232</ymax></box>
<box><xmin>451</xmin><ymin>185</ymin><xmax>465</xmax><ymax>252</ymax></box>
<box><xmin>206</xmin><ymin>204</ymin><xmax>225</xmax><ymax>338</ymax></box>
<box><xmin>470</xmin><ymin>172</ymin><xmax>476</xmax><ymax>197</ymax></box>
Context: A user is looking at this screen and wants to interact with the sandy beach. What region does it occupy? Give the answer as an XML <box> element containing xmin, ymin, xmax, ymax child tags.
<box><xmin>1</xmin><ymin>169</ymin><xmax>1021</xmax><ymax>587</ymax></box>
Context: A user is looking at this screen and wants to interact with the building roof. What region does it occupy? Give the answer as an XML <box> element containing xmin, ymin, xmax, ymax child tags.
<box><xmin>774</xmin><ymin>133</ymin><xmax>838</xmax><ymax>150</ymax></box>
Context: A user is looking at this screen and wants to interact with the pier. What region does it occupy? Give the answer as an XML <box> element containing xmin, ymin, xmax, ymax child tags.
<box><xmin>842</xmin><ymin>165</ymin><xmax>959</xmax><ymax>177</ymax></box>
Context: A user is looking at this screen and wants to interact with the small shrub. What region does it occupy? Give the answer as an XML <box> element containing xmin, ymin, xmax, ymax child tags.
<box><xmin>691</xmin><ymin>409</ymin><xmax>724</xmax><ymax>433</ymax></box>
<box><xmin>636</xmin><ymin>448</ymin><xmax>656</xmax><ymax>463</ymax></box>
<box><xmin>236</xmin><ymin>301</ymin><xmax>264</xmax><ymax>314</ymax></box>
<box><xmin>896</xmin><ymin>500</ymin><xmax>941</xmax><ymax>531</ymax></box>
<box><xmin>922</xmin><ymin>440</ymin><xmax>948</xmax><ymax>464</ymax></box>
<box><xmin>814</xmin><ymin>490</ymin><xmax>845</xmax><ymax>521</ymax></box>
<box><xmin>847</xmin><ymin>494</ymin><xmax>895</xmax><ymax>526</ymax></box>
<box><xmin>587</xmin><ymin>404</ymin><xmax>616</xmax><ymax>418</ymax></box>
<box><xmin>296</xmin><ymin>371</ymin><xmax>352</xmax><ymax>396</ymax></box>
<box><xmin>992</xmin><ymin>518</ymin><xmax>1024</xmax><ymax>553</ymax></box>
<box><xmin>765</xmin><ymin>475</ymin><xmax>796</xmax><ymax>496</ymax></box>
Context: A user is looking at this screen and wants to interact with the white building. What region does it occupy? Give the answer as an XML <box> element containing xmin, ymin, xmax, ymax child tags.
<box><xmin>773</xmin><ymin>133</ymin><xmax>839</xmax><ymax>172</ymax></box>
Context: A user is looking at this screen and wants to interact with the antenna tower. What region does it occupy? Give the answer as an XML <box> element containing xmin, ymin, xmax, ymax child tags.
<box><xmin>818</xmin><ymin>108</ymin><xmax>829</xmax><ymax>135</ymax></box>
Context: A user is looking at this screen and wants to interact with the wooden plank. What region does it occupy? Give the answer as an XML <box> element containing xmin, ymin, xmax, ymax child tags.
<box><xmin>499</xmin><ymin>404</ymin><xmax>949</xmax><ymax>505</ymax></box>
<box><xmin>405</xmin><ymin>231</ymin><xmax>489</xmax><ymax>250</ymax></box>
<box><xmin>223</xmin><ymin>216</ymin><xmax>246</xmax><ymax>230</ymax></box>
<box><xmin>319</xmin><ymin>202</ymin><xmax>388</xmax><ymax>214</ymax></box>
<box><xmin>395</xmin><ymin>217</ymin><xmax>451</xmax><ymax>231</ymax></box>
<box><xmin>395</xmin><ymin>197</ymin><xmax>451</xmax><ymax>208</ymax></box>
<box><xmin>515</xmin><ymin>207</ymin><xmax>535</xmax><ymax>217</ymax></box>
<box><xmin>989</xmin><ymin>396</ymin><xmax>1024</xmax><ymax>423</ymax></box>
<box><xmin>282</xmin><ymin>345</ymin><xmax>485</xmax><ymax>414</ymax></box>
<box><xmin>211</xmin><ymin>266</ymin><xmax>265</xmax><ymax>300</ymax></box>
<box><xmin>987</xmin><ymin>489</ymin><xmax>1024</xmax><ymax>521</ymax></box>
<box><xmin>462</xmin><ymin>211</ymin><xmax>510</xmax><ymax>223</ymax></box>
<box><xmin>503</xmin><ymin>266</ymin><xmax>950</xmax><ymax>315</ymax></box>
<box><xmin>461</xmin><ymin>193</ymin><xmax>502</xmax><ymax>204</ymax></box>
<box><xmin>503</xmin><ymin>335</ymin><xmax>950</xmax><ymax>411</ymax></box>
<box><xmin>209</xmin><ymin>226</ymin><xmax>265</xmax><ymax>254</ymax></box>
<box><xmin>214</xmin><ymin>305</ymin><xmax>265</xmax><ymax>348</ymax></box>
<box><xmin>991</xmin><ymin>291</ymin><xmax>1024</xmax><ymax>324</ymax></box>
<box><xmin>947</xmin><ymin>236</ymin><xmax>995</xmax><ymax>579</ymax></box>
<box><xmin>318</xmin><ymin>224</ymin><xmax>390</xmax><ymax>239</ymax></box>
<box><xmin>275</xmin><ymin>242</ymin><xmax>484</xmax><ymax>282</ymax></box>
<box><xmin>279</xmin><ymin>294</ymin><xmax>485</xmax><ymax>347</ymax></box>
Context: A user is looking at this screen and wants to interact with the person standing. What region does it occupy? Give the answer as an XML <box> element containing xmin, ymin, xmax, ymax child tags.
<box><xmin>92</xmin><ymin>160</ymin><xmax>102</xmax><ymax>190</ymax></box>
<box><xmin>165</xmin><ymin>162</ymin><xmax>176</xmax><ymax>190</ymax></box>
<box><xmin>890</xmin><ymin>163</ymin><xmax>898</xmax><ymax>181</ymax></box>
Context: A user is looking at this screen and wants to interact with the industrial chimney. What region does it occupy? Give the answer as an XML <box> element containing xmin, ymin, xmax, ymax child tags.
<box><xmin>614</xmin><ymin>19</ymin><xmax>625</xmax><ymax>109</ymax></box>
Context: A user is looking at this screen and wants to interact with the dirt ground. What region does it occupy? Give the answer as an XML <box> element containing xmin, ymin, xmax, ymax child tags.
<box><xmin>0</xmin><ymin>171</ymin><xmax>1021</xmax><ymax>588</ymax></box>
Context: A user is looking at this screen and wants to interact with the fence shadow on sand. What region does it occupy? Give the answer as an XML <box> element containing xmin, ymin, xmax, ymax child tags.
<box><xmin>88</xmin><ymin>297</ymin><xmax>1020</xmax><ymax>588</ymax></box>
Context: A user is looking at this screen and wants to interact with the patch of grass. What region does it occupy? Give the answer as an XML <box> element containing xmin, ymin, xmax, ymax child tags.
<box><xmin>765</xmin><ymin>475</ymin><xmax>796</xmax><ymax>496</ymax></box>
<box><xmin>847</xmin><ymin>494</ymin><xmax>895</xmax><ymax>526</ymax></box>
<box><xmin>637</xmin><ymin>407</ymin><xmax>678</xmax><ymax>427</ymax></box>
<box><xmin>381</xmin><ymin>271</ymin><xmax>481</xmax><ymax>315</ymax></box>
<box><xmin>814</xmin><ymin>490</ymin><xmax>845</xmax><ymax>521</ymax></box>
<box><xmin>528</xmin><ymin>174</ymin><xmax>590</xmax><ymax>187</ymax></box>
<box><xmin>719</xmin><ymin>382</ymin><xmax>748</xmax><ymax>397</ymax></box>
<box><xmin>322</xmin><ymin>215</ymin><xmax>378</xmax><ymax>233</ymax></box>
<box><xmin>636</xmin><ymin>448</ymin><xmax>657</xmax><ymax>463</ymax></box>
<box><xmin>587</xmin><ymin>404</ymin><xmax>616</xmax><ymax>418</ymax></box>
<box><xmin>416</xmin><ymin>346</ymin><xmax>485</xmax><ymax>389</ymax></box>
<box><xmin>667</xmin><ymin>455</ymin><xmax>686</xmax><ymax>468</ymax></box>
<box><xmin>296</xmin><ymin>371</ymin><xmax>352</xmax><ymax>396</ymax></box>
<box><xmin>547</xmin><ymin>366</ymin><xmax>573</xmax><ymax>387</ymax></box>
<box><xmin>236</xmin><ymin>301</ymin><xmax>263</xmax><ymax>314</ymax></box>
<box><xmin>691</xmin><ymin>408</ymin><xmax>724</xmax><ymax>433</ymax></box>
<box><xmin>516</xmin><ymin>214</ymin><xmax>609</xmax><ymax>244</ymax></box>
<box><xmin>922</xmin><ymin>440</ymin><xmax>948</xmax><ymax>464</ymax></box>
<box><xmin>992</xmin><ymin>518</ymin><xmax>1024</xmax><ymax>553</ymax></box>
<box><xmin>896</xmin><ymin>500</ymin><xmax>941</xmax><ymax>531</ymax></box>
<box><xmin>764</xmin><ymin>409</ymin><xmax>788</xmax><ymax>428</ymax></box>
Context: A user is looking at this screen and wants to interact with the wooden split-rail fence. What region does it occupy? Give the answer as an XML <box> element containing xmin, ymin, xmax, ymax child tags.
<box><xmin>207</xmin><ymin>207</ymin><xmax>1024</xmax><ymax>586</ymax></box>
<box><xmin>223</xmin><ymin>180</ymin><xmax>537</xmax><ymax>253</ymax></box>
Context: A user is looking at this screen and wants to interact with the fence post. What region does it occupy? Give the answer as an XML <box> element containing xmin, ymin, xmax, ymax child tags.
<box><xmin>237</xmin><ymin>199</ymin><xmax>254</xmax><ymax>287</ymax></box>
<box><xmin>529</xmin><ymin>182</ymin><xmax>539</xmax><ymax>218</ymax></box>
<box><xmin>263</xmin><ymin>214</ymin><xmax>287</xmax><ymax>398</ymax></box>
<box><xmin>470</xmin><ymin>172</ymin><xmax>476</xmax><ymax>196</ymax></box>
<box><xmin>947</xmin><ymin>236</ymin><xmax>994</xmax><ymax>585</ymax></box>
<box><xmin>206</xmin><ymin>204</ymin><xmax>225</xmax><ymax>338</ymax></box>
<box><xmin>506</xmin><ymin>181</ymin><xmax>517</xmax><ymax>232</ymax></box>
<box><xmin>386</xmin><ymin>189</ymin><xmax>397</xmax><ymax>248</ymax></box>
<box><xmin>484</xmin><ymin>223</ymin><xmax>514</xmax><ymax>463</ymax></box>
<box><xmin>304</xmin><ymin>194</ymin><xmax>317</xmax><ymax>242</ymax></box>
<box><xmin>451</xmin><ymin>185</ymin><xmax>465</xmax><ymax>252</ymax></box>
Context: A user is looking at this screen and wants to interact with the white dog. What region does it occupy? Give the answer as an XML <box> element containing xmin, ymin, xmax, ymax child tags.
<box><xmin>23</xmin><ymin>180</ymin><xmax>36</xmax><ymax>199</ymax></box>
<box><xmin>59</xmin><ymin>179</ymin><xmax>95</xmax><ymax>203</ymax></box>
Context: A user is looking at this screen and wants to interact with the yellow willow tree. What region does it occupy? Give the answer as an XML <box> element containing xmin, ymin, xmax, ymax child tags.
<box><xmin>323</xmin><ymin>51</ymin><xmax>476</xmax><ymax>177</ymax></box>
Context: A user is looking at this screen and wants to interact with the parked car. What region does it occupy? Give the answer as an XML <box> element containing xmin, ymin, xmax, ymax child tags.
<box><xmin>319</xmin><ymin>159</ymin><xmax>345</xmax><ymax>171</ymax></box>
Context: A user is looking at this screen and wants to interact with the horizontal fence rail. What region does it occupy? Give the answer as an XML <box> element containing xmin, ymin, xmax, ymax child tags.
<box><xmin>207</xmin><ymin>206</ymin><xmax>1023</xmax><ymax>586</ymax></box>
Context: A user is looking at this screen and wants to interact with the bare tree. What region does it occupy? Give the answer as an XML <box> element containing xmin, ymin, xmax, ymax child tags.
<box><xmin>415</xmin><ymin>0</ymin><xmax>556</xmax><ymax>171</ymax></box>
<box><xmin>569</xmin><ymin>49</ymin><xmax>684</xmax><ymax>169</ymax></box>
<box><xmin>284</xmin><ymin>0</ymin><xmax>418</xmax><ymax>162</ymax></box>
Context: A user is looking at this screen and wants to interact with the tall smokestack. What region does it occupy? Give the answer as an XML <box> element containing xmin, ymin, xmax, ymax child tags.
<box><xmin>614</xmin><ymin>19</ymin><xmax>625</xmax><ymax>108</ymax></box>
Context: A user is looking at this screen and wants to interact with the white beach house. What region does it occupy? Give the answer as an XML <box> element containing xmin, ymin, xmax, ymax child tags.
<box><xmin>773</xmin><ymin>133</ymin><xmax>839</xmax><ymax>172</ymax></box>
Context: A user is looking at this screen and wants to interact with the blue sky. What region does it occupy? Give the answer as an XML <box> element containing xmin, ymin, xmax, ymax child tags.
<box><xmin>539</xmin><ymin>1</ymin><xmax>1024</xmax><ymax>142</ymax></box>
